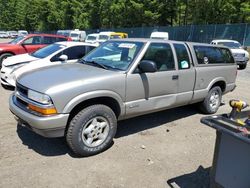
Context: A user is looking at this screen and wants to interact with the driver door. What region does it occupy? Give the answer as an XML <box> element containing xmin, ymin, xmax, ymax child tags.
<box><xmin>125</xmin><ymin>42</ymin><xmax>179</xmax><ymax>116</ymax></box>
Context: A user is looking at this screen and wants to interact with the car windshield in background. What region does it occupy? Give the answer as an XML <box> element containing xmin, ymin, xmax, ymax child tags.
<box><xmin>87</xmin><ymin>36</ymin><xmax>97</xmax><ymax>40</ymax></box>
<box><xmin>83</xmin><ymin>41</ymin><xmax>144</xmax><ymax>71</ymax></box>
<box><xmin>31</xmin><ymin>44</ymin><xmax>66</xmax><ymax>58</ymax></box>
<box><xmin>9</xmin><ymin>36</ymin><xmax>24</xmax><ymax>44</ymax></box>
<box><xmin>217</xmin><ymin>42</ymin><xmax>241</xmax><ymax>49</ymax></box>
<box><xmin>70</xmin><ymin>33</ymin><xmax>79</xmax><ymax>38</ymax></box>
<box><xmin>99</xmin><ymin>35</ymin><xmax>109</xmax><ymax>40</ymax></box>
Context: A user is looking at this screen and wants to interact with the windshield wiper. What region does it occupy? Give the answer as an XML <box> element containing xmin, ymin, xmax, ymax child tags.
<box><xmin>82</xmin><ymin>60</ymin><xmax>109</xmax><ymax>70</ymax></box>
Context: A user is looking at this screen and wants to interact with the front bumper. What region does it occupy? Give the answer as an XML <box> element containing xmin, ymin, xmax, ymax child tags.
<box><xmin>0</xmin><ymin>67</ymin><xmax>16</xmax><ymax>87</ymax></box>
<box><xmin>9</xmin><ymin>94</ymin><xmax>69</xmax><ymax>137</ymax></box>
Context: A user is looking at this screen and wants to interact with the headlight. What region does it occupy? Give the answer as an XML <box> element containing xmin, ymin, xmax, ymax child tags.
<box><xmin>28</xmin><ymin>89</ymin><xmax>52</xmax><ymax>105</ymax></box>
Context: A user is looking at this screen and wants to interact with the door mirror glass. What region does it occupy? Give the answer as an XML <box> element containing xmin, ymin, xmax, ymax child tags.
<box><xmin>138</xmin><ymin>60</ymin><xmax>157</xmax><ymax>73</ymax></box>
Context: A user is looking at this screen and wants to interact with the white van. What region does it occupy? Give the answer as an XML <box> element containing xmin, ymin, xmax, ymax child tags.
<box><xmin>85</xmin><ymin>33</ymin><xmax>99</xmax><ymax>44</ymax></box>
<box><xmin>150</xmin><ymin>32</ymin><xmax>169</xmax><ymax>40</ymax></box>
<box><xmin>69</xmin><ymin>29</ymin><xmax>86</xmax><ymax>42</ymax></box>
<box><xmin>97</xmin><ymin>31</ymin><xmax>115</xmax><ymax>43</ymax></box>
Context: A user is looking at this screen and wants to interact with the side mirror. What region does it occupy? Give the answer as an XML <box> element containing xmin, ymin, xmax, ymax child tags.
<box><xmin>58</xmin><ymin>54</ymin><xmax>68</xmax><ymax>62</ymax></box>
<box><xmin>138</xmin><ymin>60</ymin><xmax>157</xmax><ymax>73</ymax></box>
<box><xmin>243</xmin><ymin>46</ymin><xmax>248</xmax><ymax>51</ymax></box>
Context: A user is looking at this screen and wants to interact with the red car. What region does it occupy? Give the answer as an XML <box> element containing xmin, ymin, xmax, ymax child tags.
<box><xmin>0</xmin><ymin>34</ymin><xmax>72</xmax><ymax>67</ymax></box>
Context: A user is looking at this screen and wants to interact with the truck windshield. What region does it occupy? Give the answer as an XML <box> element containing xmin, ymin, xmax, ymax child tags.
<box><xmin>82</xmin><ymin>41</ymin><xmax>144</xmax><ymax>71</ymax></box>
<box><xmin>217</xmin><ymin>42</ymin><xmax>241</xmax><ymax>49</ymax></box>
<box><xmin>31</xmin><ymin>44</ymin><xmax>65</xmax><ymax>58</ymax></box>
<box><xmin>9</xmin><ymin>36</ymin><xmax>24</xmax><ymax>44</ymax></box>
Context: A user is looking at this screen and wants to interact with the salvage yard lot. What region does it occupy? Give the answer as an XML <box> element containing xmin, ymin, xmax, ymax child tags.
<box><xmin>0</xmin><ymin>37</ymin><xmax>250</xmax><ymax>187</ymax></box>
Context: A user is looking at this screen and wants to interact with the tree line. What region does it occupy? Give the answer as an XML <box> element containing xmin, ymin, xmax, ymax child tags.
<box><xmin>0</xmin><ymin>0</ymin><xmax>249</xmax><ymax>31</ymax></box>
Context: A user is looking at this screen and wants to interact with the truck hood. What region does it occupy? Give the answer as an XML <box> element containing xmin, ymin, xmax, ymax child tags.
<box><xmin>3</xmin><ymin>53</ymin><xmax>38</xmax><ymax>66</ymax></box>
<box><xmin>17</xmin><ymin>63</ymin><xmax>124</xmax><ymax>94</ymax></box>
<box><xmin>230</xmin><ymin>48</ymin><xmax>249</xmax><ymax>56</ymax></box>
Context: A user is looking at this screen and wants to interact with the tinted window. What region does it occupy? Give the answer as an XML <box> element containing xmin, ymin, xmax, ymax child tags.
<box><xmin>173</xmin><ymin>43</ymin><xmax>190</xmax><ymax>69</ymax></box>
<box><xmin>53</xmin><ymin>46</ymin><xmax>93</xmax><ymax>60</ymax></box>
<box><xmin>142</xmin><ymin>43</ymin><xmax>175</xmax><ymax>71</ymax></box>
<box><xmin>56</xmin><ymin>37</ymin><xmax>67</xmax><ymax>42</ymax></box>
<box><xmin>43</xmin><ymin>36</ymin><xmax>56</xmax><ymax>44</ymax></box>
<box><xmin>194</xmin><ymin>46</ymin><xmax>233</xmax><ymax>64</ymax></box>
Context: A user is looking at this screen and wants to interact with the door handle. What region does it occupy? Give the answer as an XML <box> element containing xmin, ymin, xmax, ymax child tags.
<box><xmin>172</xmin><ymin>75</ymin><xmax>179</xmax><ymax>80</ymax></box>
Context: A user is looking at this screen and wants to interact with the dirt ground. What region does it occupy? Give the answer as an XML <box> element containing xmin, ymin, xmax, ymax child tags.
<box><xmin>0</xmin><ymin>38</ymin><xmax>250</xmax><ymax>187</ymax></box>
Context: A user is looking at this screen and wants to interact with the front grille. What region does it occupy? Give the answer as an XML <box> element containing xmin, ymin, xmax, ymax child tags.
<box><xmin>16</xmin><ymin>82</ymin><xmax>28</xmax><ymax>97</ymax></box>
<box><xmin>233</xmin><ymin>53</ymin><xmax>245</xmax><ymax>58</ymax></box>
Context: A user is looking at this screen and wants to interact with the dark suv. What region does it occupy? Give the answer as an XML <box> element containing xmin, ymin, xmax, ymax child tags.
<box><xmin>0</xmin><ymin>34</ymin><xmax>72</xmax><ymax>68</ymax></box>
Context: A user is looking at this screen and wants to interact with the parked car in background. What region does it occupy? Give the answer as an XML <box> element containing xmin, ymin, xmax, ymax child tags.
<box><xmin>211</xmin><ymin>39</ymin><xmax>249</xmax><ymax>69</ymax></box>
<box><xmin>85</xmin><ymin>33</ymin><xmax>99</xmax><ymax>44</ymax></box>
<box><xmin>1</xmin><ymin>42</ymin><xmax>97</xmax><ymax>87</ymax></box>
<box><xmin>0</xmin><ymin>31</ymin><xmax>8</xmax><ymax>38</ymax></box>
<box><xmin>150</xmin><ymin>32</ymin><xmax>169</xmax><ymax>40</ymax></box>
<box><xmin>56</xmin><ymin>30</ymin><xmax>71</xmax><ymax>37</ymax></box>
<box><xmin>0</xmin><ymin>33</ymin><xmax>72</xmax><ymax>68</ymax></box>
<box><xmin>18</xmin><ymin>30</ymin><xmax>28</xmax><ymax>36</ymax></box>
<box><xmin>97</xmin><ymin>31</ymin><xmax>115</xmax><ymax>43</ymax></box>
<box><xmin>7</xmin><ymin>31</ymin><xmax>18</xmax><ymax>38</ymax></box>
<box><xmin>69</xmin><ymin>29</ymin><xmax>86</xmax><ymax>42</ymax></box>
<box><xmin>110</xmin><ymin>32</ymin><xmax>128</xmax><ymax>39</ymax></box>
<box><xmin>9</xmin><ymin>39</ymin><xmax>237</xmax><ymax>156</ymax></box>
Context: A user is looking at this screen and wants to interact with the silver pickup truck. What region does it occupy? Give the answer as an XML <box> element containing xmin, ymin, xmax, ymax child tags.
<box><xmin>9</xmin><ymin>39</ymin><xmax>237</xmax><ymax>156</ymax></box>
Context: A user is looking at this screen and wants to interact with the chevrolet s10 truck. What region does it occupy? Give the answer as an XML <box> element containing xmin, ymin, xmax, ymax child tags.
<box><xmin>9</xmin><ymin>39</ymin><xmax>237</xmax><ymax>156</ymax></box>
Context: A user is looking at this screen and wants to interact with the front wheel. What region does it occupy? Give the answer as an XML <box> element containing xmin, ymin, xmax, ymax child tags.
<box><xmin>238</xmin><ymin>64</ymin><xmax>247</xmax><ymax>70</ymax></box>
<box><xmin>66</xmin><ymin>104</ymin><xmax>117</xmax><ymax>156</ymax></box>
<box><xmin>199</xmin><ymin>86</ymin><xmax>222</xmax><ymax>114</ymax></box>
<box><xmin>0</xmin><ymin>53</ymin><xmax>13</xmax><ymax>68</ymax></box>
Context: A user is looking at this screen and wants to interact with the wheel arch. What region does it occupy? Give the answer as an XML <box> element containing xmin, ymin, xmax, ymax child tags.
<box><xmin>208</xmin><ymin>78</ymin><xmax>226</xmax><ymax>93</ymax></box>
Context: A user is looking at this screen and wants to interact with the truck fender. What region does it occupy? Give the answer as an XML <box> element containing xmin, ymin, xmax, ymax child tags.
<box><xmin>207</xmin><ymin>77</ymin><xmax>226</xmax><ymax>91</ymax></box>
<box><xmin>62</xmin><ymin>90</ymin><xmax>125</xmax><ymax>116</ymax></box>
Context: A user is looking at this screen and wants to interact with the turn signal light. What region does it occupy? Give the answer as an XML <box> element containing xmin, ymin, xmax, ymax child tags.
<box><xmin>28</xmin><ymin>104</ymin><xmax>57</xmax><ymax>115</ymax></box>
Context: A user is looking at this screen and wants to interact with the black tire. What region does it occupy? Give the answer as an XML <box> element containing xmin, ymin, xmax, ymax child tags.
<box><xmin>66</xmin><ymin>104</ymin><xmax>117</xmax><ymax>156</ymax></box>
<box><xmin>0</xmin><ymin>53</ymin><xmax>13</xmax><ymax>68</ymax></box>
<box><xmin>199</xmin><ymin>86</ymin><xmax>222</xmax><ymax>114</ymax></box>
<box><xmin>238</xmin><ymin>64</ymin><xmax>246</xmax><ymax>70</ymax></box>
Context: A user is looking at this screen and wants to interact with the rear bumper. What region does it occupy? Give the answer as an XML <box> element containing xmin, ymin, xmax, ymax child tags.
<box><xmin>9</xmin><ymin>94</ymin><xmax>69</xmax><ymax>137</ymax></box>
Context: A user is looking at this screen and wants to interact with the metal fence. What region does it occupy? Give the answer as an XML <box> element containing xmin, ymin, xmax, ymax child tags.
<box><xmin>86</xmin><ymin>23</ymin><xmax>250</xmax><ymax>46</ymax></box>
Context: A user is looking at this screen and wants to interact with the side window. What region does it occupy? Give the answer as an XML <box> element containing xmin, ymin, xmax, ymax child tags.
<box><xmin>56</xmin><ymin>37</ymin><xmax>67</xmax><ymax>42</ymax></box>
<box><xmin>23</xmin><ymin>36</ymin><xmax>41</xmax><ymax>45</ymax></box>
<box><xmin>43</xmin><ymin>36</ymin><xmax>56</xmax><ymax>44</ymax></box>
<box><xmin>220</xmin><ymin>48</ymin><xmax>235</xmax><ymax>64</ymax></box>
<box><xmin>53</xmin><ymin>46</ymin><xmax>86</xmax><ymax>60</ymax></box>
<box><xmin>194</xmin><ymin>46</ymin><xmax>225</xmax><ymax>64</ymax></box>
<box><xmin>173</xmin><ymin>43</ymin><xmax>190</xmax><ymax>69</ymax></box>
<box><xmin>142</xmin><ymin>43</ymin><xmax>175</xmax><ymax>71</ymax></box>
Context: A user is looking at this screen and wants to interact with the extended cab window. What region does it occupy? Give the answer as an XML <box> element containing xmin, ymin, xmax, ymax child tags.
<box><xmin>142</xmin><ymin>43</ymin><xmax>175</xmax><ymax>71</ymax></box>
<box><xmin>173</xmin><ymin>43</ymin><xmax>190</xmax><ymax>69</ymax></box>
<box><xmin>194</xmin><ymin>46</ymin><xmax>233</xmax><ymax>64</ymax></box>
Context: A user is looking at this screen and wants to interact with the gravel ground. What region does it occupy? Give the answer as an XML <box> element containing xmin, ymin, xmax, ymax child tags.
<box><xmin>0</xmin><ymin>38</ymin><xmax>249</xmax><ymax>187</ymax></box>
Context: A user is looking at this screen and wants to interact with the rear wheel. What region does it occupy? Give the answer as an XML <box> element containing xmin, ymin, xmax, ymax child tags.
<box><xmin>66</xmin><ymin>104</ymin><xmax>117</xmax><ymax>156</ymax></box>
<box><xmin>0</xmin><ymin>53</ymin><xmax>13</xmax><ymax>68</ymax></box>
<box><xmin>199</xmin><ymin>86</ymin><xmax>222</xmax><ymax>114</ymax></box>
